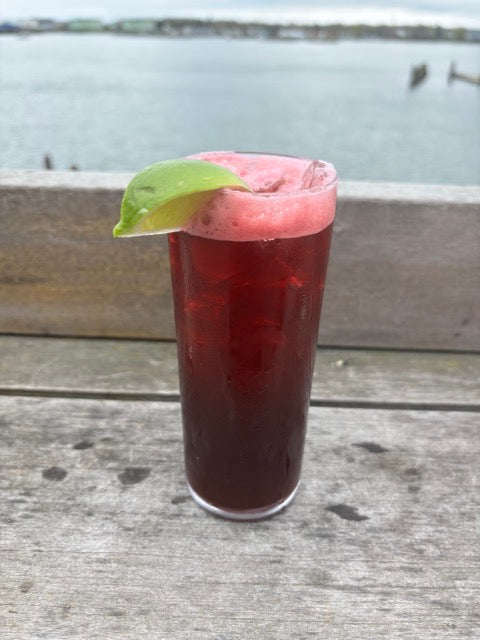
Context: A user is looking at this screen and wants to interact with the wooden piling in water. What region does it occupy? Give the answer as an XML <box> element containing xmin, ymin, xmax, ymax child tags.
<box><xmin>448</xmin><ymin>62</ymin><xmax>480</xmax><ymax>86</ymax></box>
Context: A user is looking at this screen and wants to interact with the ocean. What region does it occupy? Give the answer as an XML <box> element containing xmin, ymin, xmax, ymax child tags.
<box><xmin>1</xmin><ymin>33</ymin><xmax>479</xmax><ymax>184</ymax></box>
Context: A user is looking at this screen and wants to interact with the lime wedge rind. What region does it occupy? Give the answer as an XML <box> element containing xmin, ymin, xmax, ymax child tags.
<box><xmin>113</xmin><ymin>158</ymin><xmax>252</xmax><ymax>238</ymax></box>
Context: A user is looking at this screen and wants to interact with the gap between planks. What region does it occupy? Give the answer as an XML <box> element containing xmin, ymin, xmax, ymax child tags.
<box><xmin>0</xmin><ymin>387</ymin><xmax>479</xmax><ymax>414</ymax></box>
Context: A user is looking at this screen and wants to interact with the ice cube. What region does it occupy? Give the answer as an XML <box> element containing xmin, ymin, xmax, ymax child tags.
<box><xmin>300</xmin><ymin>160</ymin><xmax>326</xmax><ymax>189</ymax></box>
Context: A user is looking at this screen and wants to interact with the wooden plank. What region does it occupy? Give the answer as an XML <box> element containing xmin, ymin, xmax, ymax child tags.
<box><xmin>323</xmin><ymin>181</ymin><xmax>480</xmax><ymax>351</ymax></box>
<box><xmin>1</xmin><ymin>396</ymin><xmax>479</xmax><ymax>638</ymax></box>
<box><xmin>0</xmin><ymin>171</ymin><xmax>175</xmax><ymax>340</ymax></box>
<box><xmin>0</xmin><ymin>336</ymin><xmax>479</xmax><ymax>407</ymax></box>
<box><xmin>1</xmin><ymin>171</ymin><xmax>479</xmax><ymax>349</ymax></box>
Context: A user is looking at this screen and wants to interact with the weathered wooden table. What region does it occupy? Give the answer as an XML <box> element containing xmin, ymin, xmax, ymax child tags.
<box><xmin>1</xmin><ymin>172</ymin><xmax>479</xmax><ymax>638</ymax></box>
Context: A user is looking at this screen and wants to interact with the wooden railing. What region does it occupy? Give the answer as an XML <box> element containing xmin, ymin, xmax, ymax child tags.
<box><xmin>1</xmin><ymin>170</ymin><xmax>479</xmax><ymax>351</ymax></box>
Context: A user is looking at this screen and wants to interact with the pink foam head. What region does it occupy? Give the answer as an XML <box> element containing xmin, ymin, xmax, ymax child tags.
<box><xmin>184</xmin><ymin>151</ymin><xmax>338</xmax><ymax>241</ymax></box>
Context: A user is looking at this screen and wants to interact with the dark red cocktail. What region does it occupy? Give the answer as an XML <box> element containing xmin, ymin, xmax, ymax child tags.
<box><xmin>169</xmin><ymin>152</ymin><xmax>337</xmax><ymax>519</ymax></box>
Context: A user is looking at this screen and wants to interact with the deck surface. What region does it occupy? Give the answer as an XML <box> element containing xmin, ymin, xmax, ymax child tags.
<box><xmin>1</xmin><ymin>337</ymin><xmax>479</xmax><ymax>639</ymax></box>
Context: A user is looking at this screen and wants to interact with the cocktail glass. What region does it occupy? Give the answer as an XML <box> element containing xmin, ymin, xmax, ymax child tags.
<box><xmin>168</xmin><ymin>152</ymin><xmax>337</xmax><ymax>520</ymax></box>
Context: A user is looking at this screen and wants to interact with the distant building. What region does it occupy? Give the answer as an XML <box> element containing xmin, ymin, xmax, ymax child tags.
<box><xmin>35</xmin><ymin>19</ymin><xmax>61</xmax><ymax>31</ymax></box>
<box><xmin>17</xmin><ymin>19</ymin><xmax>40</xmax><ymax>31</ymax></box>
<box><xmin>0</xmin><ymin>21</ymin><xmax>20</xmax><ymax>33</ymax></box>
<box><xmin>162</xmin><ymin>19</ymin><xmax>214</xmax><ymax>37</ymax></box>
<box><xmin>244</xmin><ymin>24</ymin><xmax>274</xmax><ymax>39</ymax></box>
<box><xmin>114</xmin><ymin>19</ymin><xmax>158</xmax><ymax>34</ymax></box>
<box><xmin>465</xmin><ymin>29</ymin><xmax>480</xmax><ymax>42</ymax></box>
<box><xmin>277</xmin><ymin>26</ymin><xmax>306</xmax><ymax>40</ymax></box>
<box><xmin>67</xmin><ymin>19</ymin><xmax>105</xmax><ymax>32</ymax></box>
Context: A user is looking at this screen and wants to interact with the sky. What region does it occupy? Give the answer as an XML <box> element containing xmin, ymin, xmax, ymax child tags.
<box><xmin>3</xmin><ymin>0</ymin><xmax>480</xmax><ymax>28</ymax></box>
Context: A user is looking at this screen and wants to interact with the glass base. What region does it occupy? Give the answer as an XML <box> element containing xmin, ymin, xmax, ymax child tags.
<box><xmin>187</xmin><ymin>482</ymin><xmax>300</xmax><ymax>521</ymax></box>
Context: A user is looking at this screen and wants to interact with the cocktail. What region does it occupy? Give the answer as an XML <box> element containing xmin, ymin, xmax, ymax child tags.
<box><xmin>114</xmin><ymin>152</ymin><xmax>337</xmax><ymax>520</ymax></box>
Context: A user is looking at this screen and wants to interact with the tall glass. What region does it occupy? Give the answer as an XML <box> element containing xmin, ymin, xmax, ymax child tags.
<box><xmin>168</xmin><ymin>152</ymin><xmax>337</xmax><ymax>520</ymax></box>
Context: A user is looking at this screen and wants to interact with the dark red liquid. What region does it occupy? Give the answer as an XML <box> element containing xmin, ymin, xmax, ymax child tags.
<box><xmin>169</xmin><ymin>224</ymin><xmax>332</xmax><ymax>513</ymax></box>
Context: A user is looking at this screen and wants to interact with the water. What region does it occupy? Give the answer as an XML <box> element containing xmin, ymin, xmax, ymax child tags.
<box><xmin>1</xmin><ymin>33</ymin><xmax>479</xmax><ymax>184</ymax></box>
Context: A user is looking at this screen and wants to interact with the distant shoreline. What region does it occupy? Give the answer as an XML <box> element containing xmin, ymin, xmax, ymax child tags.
<box><xmin>1</xmin><ymin>17</ymin><xmax>479</xmax><ymax>44</ymax></box>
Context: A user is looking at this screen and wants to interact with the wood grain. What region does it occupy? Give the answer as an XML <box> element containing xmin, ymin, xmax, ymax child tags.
<box><xmin>1</xmin><ymin>336</ymin><xmax>479</xmax><ymax>407</ymax></box>
<box><xmin>0</xmin><ymin>171</ymin><xmax>174</xmax><ymax>340</ymax></box>
<box><xmin>1</xmin><ymin>395</ymin><xmax>479</xmax><ymax>639</ymax></box>
<box><xmin>1</xmin><ymin>171</ymin><xmax>479</xmax><ymax>350</ymax></box>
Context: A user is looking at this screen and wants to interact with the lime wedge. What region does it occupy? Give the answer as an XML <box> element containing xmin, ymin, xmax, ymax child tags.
<box><xmin>113</xmin><ymin>158</ymin><xmax>252</xmax><ymax>237</ymax></box>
